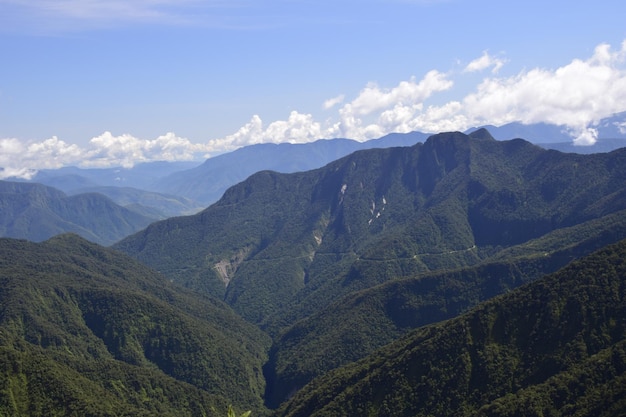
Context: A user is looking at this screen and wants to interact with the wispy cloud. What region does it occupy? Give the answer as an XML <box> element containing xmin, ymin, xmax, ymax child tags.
<box><xmin>2</xmin><ymin>40</ymin><xmax>626</xmax><ymax>177</ymax></box>
<box><xmin>0</xmin><ymin>0</ymin><xmax>266</xmax><ymax>32</ymax></box>
<box><xmin>323</xmin><ymin>95</ymin><xmax>345</xmax><ymax>110</ymax></box>
<box><xmin>463</xmin><ymin>51</ymin><xmax>506</xmax><ymax>74</ymax></box>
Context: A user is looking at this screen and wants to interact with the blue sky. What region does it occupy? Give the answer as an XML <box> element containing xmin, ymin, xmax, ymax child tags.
<box><xmin>1</xmin><ymin>0</ymin><xmax>626</xmax><ymax>176</ymax></box>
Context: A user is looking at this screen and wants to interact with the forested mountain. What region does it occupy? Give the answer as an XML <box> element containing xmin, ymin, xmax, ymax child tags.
<box><xmin>116</xmin><ymin>130</ymin><xmax>626</xmax><ymax>405</ymax></box>
<box><xmin>273</xmin><ymin>238</ymin><xmax>626</xmax><ymax>417</ymax></box>
<box><xmin>263</xmin><ymin>208</ymin><xmax>626</xmax><ymax>407</ymax></box>
<box><xmin>0</xmin><ymin>181</ymin><xmax>155</xmax><ymax>245</ymax></box>
<box><xmin>116</xmin><ymin>130</ymin><xmax>626</xmax><ymax>325</ymax></box>
<box><xmin>0</xmin><ymin>234</ymin><xmax>270</xmax><ymax>416</ymax></box>
<box><xmin>2</xmin><ymin>128</ymin><xmax>626</xmax><ymax>415</ymax></box>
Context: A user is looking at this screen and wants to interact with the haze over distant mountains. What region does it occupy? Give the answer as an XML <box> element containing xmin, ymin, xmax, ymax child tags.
<box><xmin>2</xmin><ymin>115</ymin><xmax>625</xmax><ymax>245</ymax></box>
<box><xmin>0</xmin><ymin>181</ymin><xmax>155</xmax><ymax>245</ymax></box>
<box><xmin>8</xmin><ymin>114</ymin><xmax>626</xmax><ymax>208</ymax></box>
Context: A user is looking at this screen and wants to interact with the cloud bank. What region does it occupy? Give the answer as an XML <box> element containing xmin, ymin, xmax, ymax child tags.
<box><xmin>2</xmin><ymin>40</ymin><xmax>626</xmax><ymax>178</ymax></box>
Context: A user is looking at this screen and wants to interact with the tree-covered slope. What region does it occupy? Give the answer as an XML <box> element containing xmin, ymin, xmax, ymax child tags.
<box><xmin>264</xmin><ymin>208</ymin><xmax>626</xmax><ymax>407</ymax></box>
<box><xmin>0</xmin><ymin>181</ymin><xmax>155</xmax><ymax>245</ymax></box>
<box><xmin>274</xmin><ymin>238</ymin><xmax>626</xmax><ymax>417</ymax></box>
<box><xmin>115</xmin><ymin>130</ymin><xmax>626</xmax><ymax>331</ymax></box>
<box><xmin>0</xmin><ymin>234</ymin><xmax>271</xmax><ymax>416</ymax></box>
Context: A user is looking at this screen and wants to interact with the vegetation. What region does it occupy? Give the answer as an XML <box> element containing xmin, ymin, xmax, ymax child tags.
<box><xmin>273</xmin><ymin>238</ymin><xmax>626</xmax><ymax>417</ymax></box>
<box><xmin>3</xmin><ymin>130</ymin><xmax>626</xmax><ymax>415</ymax></box>
<box><xmin>116</xmin><ymin>131</ymin><xmax>626</xmax><ymax>331</ymax></box>
<box><xmin>0</xmin><ymin>234</ymin><xmax>271</xmax><ymax>416</ymax></box>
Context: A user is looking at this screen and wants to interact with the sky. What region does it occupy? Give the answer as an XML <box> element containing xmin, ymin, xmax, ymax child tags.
<box><xmin>1</xmin><ymin>0</ymin><xmax>626</xmax><ymax>177</ymax></box>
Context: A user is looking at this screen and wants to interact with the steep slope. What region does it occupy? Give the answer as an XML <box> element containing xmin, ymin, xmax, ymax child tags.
<box><xmin>0</xmin><ymin>234</ymin><xmax>271</xmax><ymax>416</ymax></box>
<box><xmin>0</xmin><ymin>181</ymin><xmax>155</xmax><ymax>245</ymax></box>
<box><xmin>116</xmin><ymin>130</ymin><xmax>626</xmax><ymax>331</ymax></box>
<box><xmin>263</xmin><ymin>208</ymin><xmax>626</xmax><ymax>406</ymax></box>
<box><xmin>274</xmin><ymin>238</ymin><xmax>626</xmax><ymax>417</ymax></box>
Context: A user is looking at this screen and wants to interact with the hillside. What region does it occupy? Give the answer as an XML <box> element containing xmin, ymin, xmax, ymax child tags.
<box><xmin>263</xmin><ymin>207</ymin><xmax>626</xmax><ymax>407</ymax></box>
<box><xmin>0</xmin><ymin>181</ymin><xmax>155</xmax><ymax>245</ymax></box>
<box><xmin>116</xmin><ymin>130</ymin><xmax>626</xmax><ymax>329</ymax></box>
<box><xmin>273</xmin><ymin>238</ymin><xmax>626</xmax><ymax>417</ymax></box>
<box><xmin>0</xmin><ymin>234</ymin><xmax>271</xmax><ymax>416</ymax></box>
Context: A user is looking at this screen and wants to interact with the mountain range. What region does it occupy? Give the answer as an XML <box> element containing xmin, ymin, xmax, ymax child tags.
<box><xmin>114</xmin><ymin>129</ymin><xmax>626</xmax><ymax>407</ymax></box>
<box><xmin>1</xmin><ymin>123</ymin><xmax>626</xmax><ymax>415</ymax></box>
<box><xmin>0</xmin><ymin>181</ymin><xmax>155</xmax><ymax>245</ymax></box>
<box><xmin>8</xmin><ymin>112</ymin><xmax>626</xmax><ymax>212</ymax></box>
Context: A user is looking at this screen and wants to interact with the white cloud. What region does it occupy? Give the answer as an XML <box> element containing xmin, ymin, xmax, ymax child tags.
<box><xmin>0</xmin><ymin>0</ymin><xmax>260</xmax><ymax>33</ymax></box>
<box><xmin>321</xmin><ymin>40</ymin><xmax>626</xmax><ymax>144</ymax></box>
<box><xmin>464</xmin><ymin>51</ymin><xmax>506</xmax><ymax>74</ymax></box>
<box><xmin>346</xmin><ymin>70</ymin><xmax>453</xmax><ymax>117</ymax></box>
<box><xmin>206</xmin><ymin>111</ymin><xmax>325</xmax><ymax>151</ymax></box>
<box><xmin>85</xmin><ymin>131</ymin><xmax>213</xmax><ymax>167</ymax></box>
<box><xmin>0</xmin><ymin>136</ymin><xmax>82</xmax><ymax>178</ymax></box>
<box><xmin>323</xmin><ymin>94</ymin><xmax>345</xmax><ymax>110</ymax></box>
<box><xmin>0</xmin><ymin>131</ymin><xmax>213</xmax><ymax>178</ymax></box>
<box><xmin>460</xmin><ymin>41</ymin><xmax>626</xmax><ymax>144</ymax></box>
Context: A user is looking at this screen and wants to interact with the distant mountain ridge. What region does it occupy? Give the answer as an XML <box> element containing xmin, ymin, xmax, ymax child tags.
<box><xmin>155</xmin><ymin>132</ymin><xmax>431</xmax><ymax>205</ymax></box>
<box><xmin>0</xmin><ymin>180</ymin><xmax>155</xmax><ymax>245</ymax></box>
<box><xmin>5</xmin><ymin>114</ymin><xmax>625</xmax><ymax>210</ymax></box>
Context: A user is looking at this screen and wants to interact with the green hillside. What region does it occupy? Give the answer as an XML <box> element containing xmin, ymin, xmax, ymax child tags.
<box><xmin>0</xmin><ymin>234</ymin><xmax>271</xmax><ymax>416</ymax></box>
<box><xmin>264</xmin><ymin>208</ymin><xmax>626</xmax><ymax>406</ymax></box>
<box><xmin>115</xmin><ymin>131</ymin><xmax>626</xmax><ymax>331</ymax></box>
<box><xmin>274</xmin><ymin>238</ymin><xmax>626</xmax><ymax>417</ymax></box>
<box><xmin>0</xmin><ymin>181</ymin><xmax>155</xmax><ymax>245</ymax></box>
<box><xmin>3</xmin><ymin>129</ymin><xmax>626</xmax><ymax>414</ymax></box>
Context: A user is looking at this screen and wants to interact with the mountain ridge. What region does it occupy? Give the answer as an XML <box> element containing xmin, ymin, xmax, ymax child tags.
<box><xmin>115</xmin><ymin>130</ymin><xmax>626</xmax><ymax>332</ymax></box>
<box><xmin>0</xmin><ymin>181</ymin><xmax>155</xmax><ymax>245</ymax></box>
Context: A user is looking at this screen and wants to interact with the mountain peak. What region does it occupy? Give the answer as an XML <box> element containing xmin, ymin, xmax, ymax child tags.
<box><xmin>468</xmin><ymin>127</ymin><xmax>495</xmax><ymax>141</ymax></box>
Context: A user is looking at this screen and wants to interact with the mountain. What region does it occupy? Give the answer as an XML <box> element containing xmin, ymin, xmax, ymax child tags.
<box><xmin>0</xmin><ymin>181</ymin><xmax>155</xmax><ymax>245</ymax></box>
<box><xmin>0</xmin><ymin>234</ymin><xmax>271</xmax><ymax>416</ymax></box>
<box><xmin>155</xmin><ymin>133</ymin><xmax>432</xmax><ymax>206</ymax></box>
<box><xmin>115</xmin><ymin>130</ymin><xmax>626</xmax><ymax>331</ymax></box>
<box><xmin>536</xmin><ymin>138</ymin><xmax>626</xmax><ymax>154</ymax></box>
<box><xmin>467</xmin><ymin>111</ymin><xmax>626</xmax><ymax>152</ymax></box>
<box><xmin>67</xmin><ymin>186</ymin><xmax>204</xmax><ymax>219</ymax></box>
<box><xmin>263</xmin><ymin>206</ymin><xmax>626</xmax><ymax>407</ymax></box>
<box><xmin>466</xmin><ymin>122</ymin><xmax>574</xmax><ymax>143</ymax></box>
<box><xmin>273</xmin><ymin>238</ymin><xmax>626</xmax><ymax>417</ymax></box>
<box><xmin>29</xmin><ymin>160</ymin><xmax>202</xmax><ymax>191</ymax></box>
